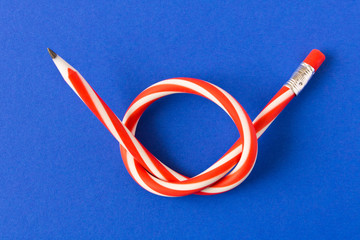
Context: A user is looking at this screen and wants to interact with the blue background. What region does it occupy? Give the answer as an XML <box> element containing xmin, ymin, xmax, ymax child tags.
<box><xmin>1</xmin><ymin>1</ymin><xmax>359</xmax><ymax>239</ymax></box>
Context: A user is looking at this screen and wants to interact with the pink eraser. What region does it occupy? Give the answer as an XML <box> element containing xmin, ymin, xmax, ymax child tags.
<box><xmin>303</xmin><ymin>49</ymin><xmax>325</xmax><ymax>72</ymax></box>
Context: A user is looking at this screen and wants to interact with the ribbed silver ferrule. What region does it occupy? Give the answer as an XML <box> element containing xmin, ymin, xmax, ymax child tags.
<box><xmin>285</xmin><ymin>62</ymin><xmax>315</xmax><ymax>95</ymax></box>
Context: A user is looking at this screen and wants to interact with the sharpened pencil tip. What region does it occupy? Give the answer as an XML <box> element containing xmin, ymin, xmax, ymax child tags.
<box><xmin>47</xmin><ymin>48</ymin><xmax>57</xmax><ymax>59</ymax></box>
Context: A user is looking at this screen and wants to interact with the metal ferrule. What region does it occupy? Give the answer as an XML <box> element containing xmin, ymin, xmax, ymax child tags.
<box><xmin>285</xmin><ymin>62</ymin><xmax>315</xmax><ymax>95</ymax></box>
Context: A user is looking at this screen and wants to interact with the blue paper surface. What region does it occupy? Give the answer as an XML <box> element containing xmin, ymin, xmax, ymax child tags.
<box><xmin>0</xmin><ymin>1</ymin><xmax>359</xmax><ymax>239</ymax></box>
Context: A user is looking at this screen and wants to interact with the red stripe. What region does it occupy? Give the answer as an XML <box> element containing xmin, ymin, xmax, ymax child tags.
<box><xmin>65</xmin><ymin>68</ymin><xmax>295</xmax><ymax>196</ymax></box>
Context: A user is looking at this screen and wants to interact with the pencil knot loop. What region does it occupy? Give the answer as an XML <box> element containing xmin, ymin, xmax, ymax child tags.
<box><xmin>119</xmin><ymin>78</ymin><xmax>258</xmax><ymax>196</ymax></box>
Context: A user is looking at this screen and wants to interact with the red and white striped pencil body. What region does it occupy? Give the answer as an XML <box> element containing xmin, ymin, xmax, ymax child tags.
<box><xmin>49</xmin><ymin>49</ymin><xmax>324</xmax><ymax>196</ymax></box>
